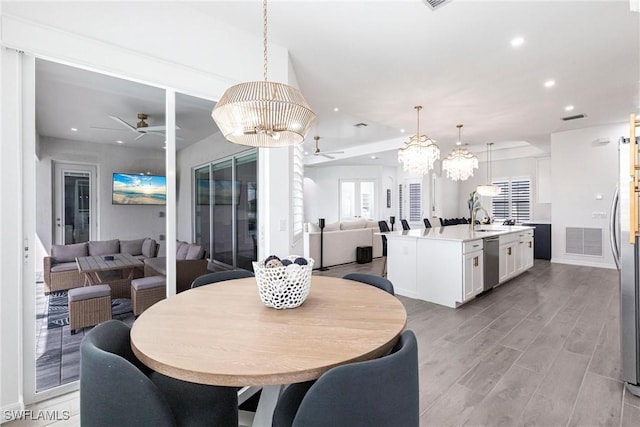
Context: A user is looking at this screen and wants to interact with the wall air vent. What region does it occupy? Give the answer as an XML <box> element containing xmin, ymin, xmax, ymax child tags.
<box><xmin>354</xmin><ymin>123</ymin><xmax>368</xmax><ymax>128</ymax></box>
<box><xmin>566</xmin><ymin>227</ymin><xmax>602</xmax><ymax>256</ymax></box>
<box><xmin>561</xmin><ymin>114</ymin><xmax>586</xmax><ymax>121</ymax></box>
<box><xmin>423</xmin><ymin>0</ymin><xmax>452</xmax><ymax>10</ymax></box>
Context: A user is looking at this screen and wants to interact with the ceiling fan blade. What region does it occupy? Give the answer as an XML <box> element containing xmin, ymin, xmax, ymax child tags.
<box><xmin>109</xmin><ymin>116</ymin><xmax>137</xmax><ymax>132</ymax></box>
<box><xmin>320</xmin><ymin>153</ymin><xmax>335</xmax><ymax>160</ymax></box>
<box><xmin>143</xmin><ymin>124</ymin><xmax>181</xmax><ymax>132</ymax></box>
<box><xmin>134</xmin><ymin>133</ymin><xmax>147</xmax><ymax>141</ymax></box>
<box><xmin>89</xmin><ymin>126</ymin><xmax>128</xmax><ymax>132</ymax></box>
<box><xmin>323</xmin><ymin>151</ymin><xmax>344</xmax><ymax>155</ymax></box>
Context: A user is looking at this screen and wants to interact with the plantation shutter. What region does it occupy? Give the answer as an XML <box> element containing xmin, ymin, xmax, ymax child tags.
<box><xmin>491</xmin><ymin>180</ymin><xmax>510</xmax><ymax>220</ymax></box>
<box><xmin>291</xmin><ymin>144</ymin><xmax>304</xmax><ymax>242</ymax></box>
<box><xmin>510</xmin><ymin>178</ymin><xmax>531</xmax><ymax>222</ymax></box>
<box><xmin>408</xmin><ymin>182</ymin><xmax>422</xmax><ymax>222</ymax></box>
<box><xmin>398</xmin><ymin>183</ymin><xmax>404</xmax><ymax>220</ymax></box>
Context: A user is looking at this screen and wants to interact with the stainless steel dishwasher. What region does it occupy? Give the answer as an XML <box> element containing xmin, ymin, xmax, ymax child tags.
<box><xmin>483</xmin><ymin>236</ymin><xmax>500</xmax><ymax>291</ymax></box>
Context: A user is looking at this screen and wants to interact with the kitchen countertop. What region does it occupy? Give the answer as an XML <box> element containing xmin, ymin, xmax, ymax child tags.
<box><xmin>378</xmin><ymin>224</ymin><xmax>535</xmax><ymax>242</ymax></box>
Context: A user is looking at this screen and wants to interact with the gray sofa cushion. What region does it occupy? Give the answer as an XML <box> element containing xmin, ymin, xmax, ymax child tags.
<box><xmin>120</xmin><ymin>238</ymin><xmax>146</xmax><ymax>256</ymax></box>
<box><xmin>89</xmin><ymin>239</ymin><xmax>120</xmax><ymax>256</ymax></box>
<box><xmin>51</xmin><ymin>242</ymin><xmax>88</xmax><ymax>262</ymax></box>
<box><xmin>50</xmin><ymin>262</ymin><xmax>79</xmax><ymax>272</ymax></box>
<box><xmin>131</xmin><ymin>276</ymin><xmax>166</xmax><ymax>291</ymax></box>
<box><xmin>176</xmin><ymin>241</ymin><xmax>189</xmax><ymax>260</ymax></box>
<box><xmin>68</xmin><ymin>284</ymin><xmax>111</xmax><ymax>302</ymax></box>
<box><xmin>185</xmin><ymin>245</ymin><xmax>204</xmax><ymax>260</ymax></box>
<box><xmin>142</xmin><ymin>239</ymin><xmax>157</xmax><ymax>258</ymax></box>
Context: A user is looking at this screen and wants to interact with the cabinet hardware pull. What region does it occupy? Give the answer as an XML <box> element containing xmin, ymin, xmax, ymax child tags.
<box><xmin>529</xmin><ymin>241</ymin><xmax>532</xmax><ymax>248</ymax></box>
<box><xmin>473</xmin><ymin>256</ymin><xmax>478</xmax><ymax>267</ymax></box>
<box><xmin>507</xmin><ymin>247</ymin><xmax>512</xmax><ymax>255</ymax></box>
<box><xmin>630</xmin><ymin>113</ymin><xmax>638</xmax><ymax>244</ymax></box>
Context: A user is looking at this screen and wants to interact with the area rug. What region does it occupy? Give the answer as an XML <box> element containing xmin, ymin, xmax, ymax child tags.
<box><xmin>47</xmin><ymin>290</ymin><xmax>133</xmax><ymax>329</ymax></box>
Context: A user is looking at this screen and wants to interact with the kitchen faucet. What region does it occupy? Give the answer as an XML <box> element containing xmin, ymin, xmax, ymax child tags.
<box><xmin>470</xmin><ymin>205</ymin><xmax>491</xmax><ymax>231</ymax></box>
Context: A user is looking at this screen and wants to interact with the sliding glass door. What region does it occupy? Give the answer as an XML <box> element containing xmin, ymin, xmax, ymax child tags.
<box><xmin>194</xmin><ymin>150</ymin><xmax>258</xmax><ymax>269</ymax></box>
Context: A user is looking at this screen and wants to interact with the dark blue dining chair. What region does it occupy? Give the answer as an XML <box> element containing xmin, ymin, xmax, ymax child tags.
<box><xmin>401</xmin><ymin>219</ymin><xmax>410</xmax><ymax>230</ymax></box>
<box><xmin>272</xmin><ymin>330</ymin><xmax>419</xmax><ymax>427</ymax></box>
<box><xmin>423</xmin><ymin>218</ymin><xmax>432</xmax><ymax>228</ymax></box>
<box><xmin>342</xmin><ymin>273</ymin><xmax>394</xmax><ymax>295</ymax></box>
<box><xmin>80</xmin><ymin>320</ymin><xmax>238</xmax><ymax>427</ymax></box>
<box><xmin>191</xmin><ymin>270</ymin><xmax>254</xmax><ymax>288</ymax></box>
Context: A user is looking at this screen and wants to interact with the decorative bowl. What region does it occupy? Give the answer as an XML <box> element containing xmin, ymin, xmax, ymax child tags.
<box><xmin>252</xmin><ymin>256</ymin><xmax>314</xmax><ymax>309</ymax></box>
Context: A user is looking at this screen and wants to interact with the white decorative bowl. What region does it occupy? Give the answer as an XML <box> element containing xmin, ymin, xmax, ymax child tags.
<box><xmin>252</xmin><ymin>256</ymin><xmax>314</xmax><ymax>309</ymax></box>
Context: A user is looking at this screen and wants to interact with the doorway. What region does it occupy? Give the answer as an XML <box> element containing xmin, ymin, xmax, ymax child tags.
<box><xmin>53</xmin><ymin>162</ymin><xmax>97</xmax><ymax>245</ymax></box>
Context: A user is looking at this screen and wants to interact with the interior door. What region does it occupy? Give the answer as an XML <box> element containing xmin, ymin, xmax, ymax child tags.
<box><xmin>53</xmin><ymin>162</ymin><xmax>97</xmax><ymax>244</ymax></box>
<box><xmin>339</xmin><ymin>179</ymin><xmax>376</xmax><ymax>220</ymax></box>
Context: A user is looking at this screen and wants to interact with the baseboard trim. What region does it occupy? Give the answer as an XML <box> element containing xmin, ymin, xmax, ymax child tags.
<box><xmin>2</xmin><ymin>400</ymin><xmax>25</xmax><ymax>423</ymax></box>
<box><xmin>551</xmin><ymin>257</ymin><xmax>617</xmax><ymax>270</ymax></box>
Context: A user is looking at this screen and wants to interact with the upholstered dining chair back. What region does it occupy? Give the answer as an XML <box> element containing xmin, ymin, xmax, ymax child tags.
<box><xmin>401</xmin><ymin>219</ymin><xmax>411</xmax><ymax>230</ymax></box>
<box><xmin>272</xmin><ymin>330</ymin><xmax>419</xmax><ymax>427</ymax></box>
<box><xmin>342</xmin><ymin>273</ymin><xmax>395</xmax><ymax>295</ymax></box>
<box><xmin>423</xmin><ymin>218</ymin><xmax>432</xmax><ymax>228</ymax></box>
<box><xmin>80</xmin><ymin>320</ymin><xmax>238</xmax><ymax>427</ymax></box>
<box><xmin>191</xmin><ymin>270</ymin><xmax>255</xmax><ymax>288</ymax></box>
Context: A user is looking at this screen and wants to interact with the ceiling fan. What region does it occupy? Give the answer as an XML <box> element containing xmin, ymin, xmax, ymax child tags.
<box><xmin>92</xmin><ymin>113</ymin><xmax>182</xmax><ymax>140</ymax></box>
<box><xmin>312</xmin><ymin>136</ymin><xmax>344</xmax><ymax>159</ymax></box>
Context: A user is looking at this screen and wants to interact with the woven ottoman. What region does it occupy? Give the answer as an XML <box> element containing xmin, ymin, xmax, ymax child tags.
<box><xmin>131</xmin><ymin>276</ymin><xmax>166</xmax><ymax>316</ymax></box>
<box><xmin>68</xmin><ymin>284</ymin><xmax>112</xmax><ymax>334</ymax></box>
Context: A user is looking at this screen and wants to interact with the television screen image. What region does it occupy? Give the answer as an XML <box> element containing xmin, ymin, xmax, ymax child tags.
<box><xmin>112</xmin><ymin>173</ymin><xmax>166</xmax><ymax>205</ymax></box>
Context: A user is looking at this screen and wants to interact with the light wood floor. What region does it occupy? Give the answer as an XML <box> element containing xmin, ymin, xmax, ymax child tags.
<box><xmin>14</xmin><ymin>258</ymin><xmax>640</xmax><ymax>426</ymax></box>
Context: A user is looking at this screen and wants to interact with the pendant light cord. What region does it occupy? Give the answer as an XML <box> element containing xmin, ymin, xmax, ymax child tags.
<box><xmin>263</xmin><ymin>0</ymin><xmax>268</xmax><ymax>82</ymax></box>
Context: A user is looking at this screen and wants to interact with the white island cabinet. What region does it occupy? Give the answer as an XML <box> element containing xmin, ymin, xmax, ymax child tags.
<box><xmin>383</xmin><ymin>224</ymin><xmax>535</xmax><ymax>308</ymax></box>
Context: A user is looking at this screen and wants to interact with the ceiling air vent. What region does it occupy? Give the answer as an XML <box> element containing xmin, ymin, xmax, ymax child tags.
<box><xmin>561</xmin><ymin>114</ymin><xmax>586</xmax><ymax>121</ymax></box>
<box><xmin>423</xmin><ymin>0</ymin><xmax>453</xmax><ymax>10</ymax></box>
<box><xmin>354</xmin><ymin>123</ymin><xmax>368</xmax><ymax>128</ymax></box>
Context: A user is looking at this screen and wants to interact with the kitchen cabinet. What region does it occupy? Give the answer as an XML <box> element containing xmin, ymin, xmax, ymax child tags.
<box><xmin>499</xmin><ymin>234</ymin><xmax>517</xmax><ymax>283</ymax></box>
<box><xmin>384</xmin><ymin>224</ymin><xmax>534</xmax><ymax>307</ymax></box>
<box><xmin>463</xmin><ymin>247</ymin><xmax>484</xmax><ymax>301</ymax></box>
<box><xmin>518</xmin><ymin>230</ymin><xmax>534</xmax><ymax>271</ymax></box>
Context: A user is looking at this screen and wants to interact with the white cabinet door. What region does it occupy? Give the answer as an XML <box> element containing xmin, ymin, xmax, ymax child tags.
<box><xmin>522</xmin><ymin>237</ymin><xmax>534</xmax><ymax>270</ymax></box>
<box><xmin>463</xmin><ymin>250</ymin><xmax>483</xmax><ymax>301</ymax></box>
<box><xmin>499</xmin><ymin>243</ymin><xmax>516</xmax><ymax>283</ymax></box>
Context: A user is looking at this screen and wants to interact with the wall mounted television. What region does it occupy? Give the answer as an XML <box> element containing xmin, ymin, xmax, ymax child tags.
<box><xmin>112</xmin><ymin>173</ymin><xmax>166</xmax><ymax>205</ymax></box>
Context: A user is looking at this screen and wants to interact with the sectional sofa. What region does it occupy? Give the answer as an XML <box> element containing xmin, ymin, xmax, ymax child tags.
<box><xmin>143</xmin><ymin>241</ymin><xmax>208</xmax><ymax>293</ymax></box>
<box><xmin>303</xmin><ymin>219</ymin><xmax>383</xmax><ymax>268</ymax></box>
<box><xmin>43</xmin><ymin>238</ymin><xmax>159</xmax><ymax>294</ymax></box>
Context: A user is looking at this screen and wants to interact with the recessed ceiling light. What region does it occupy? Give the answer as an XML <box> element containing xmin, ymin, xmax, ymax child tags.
<box><xmin>510</xmin><ymin>37</ymin><xmax>525</xmax><ymax>47</ymax></box>
<box><xmin>304</xmin><ymin>151</ymin><xmax>309</xmax><ymax>155</ymax></box>
<box><xmin>116</xmin><ymin>140</ymin><xmax>123</xmax><ymax>144</ymax></box>
<box><xmin>565</xmin><ymin>105</ymin><xmax>575</xmax><ymax>111</ymax></box>
<box><xmin>544</xmin><ymin>80</ymin><xmax>556</xmax><ymax>88</ymax></box>
<box><xmin>371</xmin><ymin>155</ymin><xmax>378</xmax><ymax>160</ymax></box>
<box><xmin>400</xmin><ymin>129</ymin><xmax>405</xmax><ymax>133</ymax></box>
<box><xmin>70</xmin><ymin>127</ymin><xmax>78</xmax><ymax>132</ymax></box>
<box><xmin>333</xmin><ymin>107</ymin><xmax>339</xmax><ymax>112</ymax></box>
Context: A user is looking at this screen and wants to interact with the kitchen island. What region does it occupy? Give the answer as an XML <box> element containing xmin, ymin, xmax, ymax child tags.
<box><xmin>381</xmin><ymin>224</ymin><xmax>534</xmax><ymax>308</ymax></box>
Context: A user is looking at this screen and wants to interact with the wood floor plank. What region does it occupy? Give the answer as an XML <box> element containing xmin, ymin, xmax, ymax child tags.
<box><xmin>622</xmin><ymin>403</ymin><xmax>640</xmax><ymax>427</ymax></box>
<box><xmin>500</xmin><ymin>318</ymin><xmax>544</xmax><ymax>351</ymax></box>
<box><xmin>521</xmin><ymin>349</ymin><xmax>590</xmax><ymax>426</ymax></box>
<box><xmin>568</xmin><ymin>372</ymin><xmax>623</xmax><ymax>427</ymax></box>
<box><xmin>457</xmin><ymin>345</ymin><xmax>522</xmax><ymax>395</ymax></box>
<box><xmin>463</xmin><ymin>364</ymin><xmax>543</xmax><ymax>427</ymax></box>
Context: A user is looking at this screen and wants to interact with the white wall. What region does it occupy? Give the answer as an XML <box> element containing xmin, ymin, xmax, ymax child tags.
<box><xmin>458</xmin><ymin>154</ymin><xmax>551</xmax><ymax>221</ymax></box>
<box><xmin>304</xmin><ymin>165</ymin><xmax>393</xmax><ymax>224</ymax></box>
<box><xmin>1</xmin><ymin>0</ymin><xmax>293</xmax><ymax>413</ymax></box>
<box><xmin>37</xmin><ymin>137</ymin><xmax>166</xmax><ymax>254</ymax></box>
<box><xmin>551</xmin><ymin>123</ymin><xmax>627</xmax><ymax>269</ymax></box>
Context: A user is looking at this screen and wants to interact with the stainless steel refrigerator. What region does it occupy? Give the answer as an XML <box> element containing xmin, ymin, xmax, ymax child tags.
<box><xmin>610</xmin><ymin>122</ymin><xmax>640</xmax><ymax>397</ymax></box>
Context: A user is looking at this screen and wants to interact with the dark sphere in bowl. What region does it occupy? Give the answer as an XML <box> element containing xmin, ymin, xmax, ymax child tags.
<box><xmin>281</xmin><ymin>259</ymin><xmax>293</xmax><ymax>266</ymax></box>
<box><xmin>294</xmin><ymin>257</ymin><xmax>308</xmax><ymax>266</ymax></box>
<box><xmin>264</xmin><ymin>255</ymin><xmax>280</xmax><ymax>264</ymax></box>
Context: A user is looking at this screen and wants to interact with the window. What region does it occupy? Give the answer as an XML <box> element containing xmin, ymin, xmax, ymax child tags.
<box><xmin>291</xmin><ymin>144</ymin><xmax>304</xmax><ymax>242</ymax></box>
<box><xmin>398</xmin><ymin>184</ymin><xmax>404</xmax><ymax>220</ymax></box>
<box><xmin>408</xmin><ymin>182</ymin><xmax>422</xmax><ymax>222</ymax></box>
<box><xmin>491</xmin><ymin>178</ymin><xmax>531</xmax><ymax>222</ymax></box>
<box><xmin>339</xmin><ymin>180</ymin><xmax>376</xmax><ymax>220</ymax></box>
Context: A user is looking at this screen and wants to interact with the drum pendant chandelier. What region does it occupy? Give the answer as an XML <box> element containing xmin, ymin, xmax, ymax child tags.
<box><xmin>211</xmin><ymin>0</ymin><xmax>316</xmax><ymax>147</ymax></box>
<box><xmin>398</xmin><ymin>106</ymin><xmax>440</xmax><ymax>174</ymax></box>
<box><xmin>442</xmin><ymin>124</ymin><xmax>478</xmax><ymax>181</ymax></box>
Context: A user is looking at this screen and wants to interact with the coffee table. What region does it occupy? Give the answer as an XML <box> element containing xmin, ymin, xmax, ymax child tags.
<box><xmin>131</xmin><ymin>276</ymin><xmax>407</xmax><ymax>426</ymax></box>
<box><xmin>76</xmin><ymin>253</ymin><xmax>144</xmax><ymax>299</ymax></box>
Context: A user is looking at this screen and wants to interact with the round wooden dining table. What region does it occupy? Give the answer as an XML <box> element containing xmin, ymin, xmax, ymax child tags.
<box><xmin>131</xmin><ymin>275</ymin><xmax>407</xmax><ymax>426</ymax></box>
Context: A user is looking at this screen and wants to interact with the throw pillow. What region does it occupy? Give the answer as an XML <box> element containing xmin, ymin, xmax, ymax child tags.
<box><xmin>340</xmin><ymin>219</ymin><xmax>366</xmax><ymax>230</ymax></box>
<box><xmin>88</xmin><ymin>239</ymin><xmax>120</xmax><ymax>256</ymax></box>
<box><xmin>51</xmin><ymin>242</ymin><xmax>88</xmax><ymax>262</ymax></box>
<box><xmin>323</xmin><ymin>221</ymin><xmax>340</xmax><ymax>232</ymax></box>
<box><xmin>141</xmin><ymin>239</ymin><xmax>157</xmax><ymax>257</ymax></box>
<box><xmin>185</xmin><ymin>244</ymin><xmax>205</xmax><ymax>260</ymax></box>
<box><xmin>176</xmin><ymin>241</ymin><xmax>190</xmax><ymax>260</ymax></box>
<box><xmin>120</xmin><ymin>238</ymin><xmax>146</xmax><ymax>256</ymax></box>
